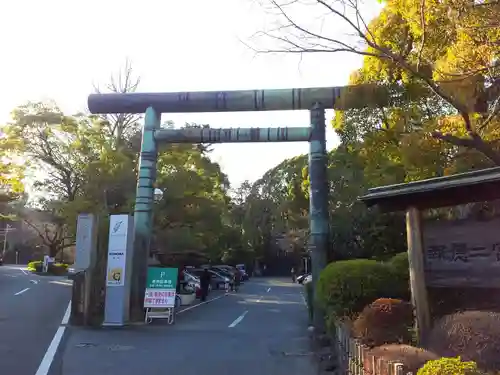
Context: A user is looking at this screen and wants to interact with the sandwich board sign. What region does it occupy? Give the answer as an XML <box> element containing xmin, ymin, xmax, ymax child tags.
<box><xmin>144</xmin><ymin>267</ymin><xmax>178</xmax><ymax>308</ymax></box>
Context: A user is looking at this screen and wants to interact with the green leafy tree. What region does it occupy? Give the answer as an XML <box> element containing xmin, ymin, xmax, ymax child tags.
<box><xmin>253</xmin><ymin>0</ymin><xmax>500</xmax><ymax>164</ymax></box>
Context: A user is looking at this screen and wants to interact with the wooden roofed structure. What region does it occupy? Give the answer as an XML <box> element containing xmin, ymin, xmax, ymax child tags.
<box><xmin>358</xmin><ymin>167</ymin><xmax>500</xmax><ymax>343</ymax></box>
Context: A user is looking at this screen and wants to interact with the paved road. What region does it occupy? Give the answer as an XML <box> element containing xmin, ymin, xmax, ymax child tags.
<box><xmin>0</xmin><ymin>264</ymin><xmax>72</xmax><ymax>375</ymax></box>
<box><xmin>59</xmin><ymin>277</ymin><xmax>314</xmax><ymax>375</ymax></box>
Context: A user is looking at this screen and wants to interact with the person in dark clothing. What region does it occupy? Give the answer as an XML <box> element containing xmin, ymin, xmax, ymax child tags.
<box><xmin>200</xmin><ymin>268</ymin><xmax>211</xmax><ymax>301</ymax></box>
<box><xmin>233</xmin><ymin>269</ymin><xmax>241</xmax><ymax>292</ymax></box>
<box><xmin>176</xmin><ymin>268</ymin><xmax>185</xmax><ymax>294</ymax></box>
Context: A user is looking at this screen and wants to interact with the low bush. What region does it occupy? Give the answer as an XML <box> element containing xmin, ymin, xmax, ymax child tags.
<box><xmin>352</xmin><ymin>298</ymin><xmax>413</xmax><ymax>347</ymax></box>
<box><xmin>417</xmin><ymin>357</ymin><xmax>484</xmax><ymax>375</ymax></box>
<box><xmin>424</xmin><ymin>311</ymin><xmax>500</xmax><ymax>372</ymax></box>
<box><xmin>315</xmin><ymin>259</ymin><xmax>397</xmax><ymax>319</ymax></box>
<box><xmin>49</xmin><ymin>263</ymin><xmax>69</xmax><ymax>275</ymax></box>
<box><xmin>27</xmin><ymin>260</ymin><xmax>42</xmax><ymax>272</ymax></box>
<box><xmin>388</xmin><ymin>252</ymin><xmax>410</xmax><ymax>298</ymax></box>
<box><xmin>27</xmin><ymin>260</ymin><xmax>68</xmax><ymax>275</ymax></box>
<box><xmin>368</xmin><ymin>344</ymin><xmax>439</xmax><ymax>374</ymax></box>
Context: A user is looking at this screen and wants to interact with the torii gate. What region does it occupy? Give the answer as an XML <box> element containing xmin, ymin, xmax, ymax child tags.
<box><xmin>88</xmin><ymin>84</ymin><xmax>388</xmax><ymax>327</ymax></box>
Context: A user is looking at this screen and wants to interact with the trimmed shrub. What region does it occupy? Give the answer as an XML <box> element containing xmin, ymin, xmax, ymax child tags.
<box><xmin>425</xmin><ymin>311</ymin><xmax>500</xmax><ymax>372</ymax></box>
<box><xmin>388</xmin><ymin>252</ymin><xmax>410</xmax><ymax>299</ymax></box>
<box><xmin>352</xmin><ymin>298</ymin><xmax>413</xmax><ymax>347</ymax></box>
<box><xmin>315</xmin><ymin>259</ymin><xmax>396</xmax><ymax>319</ymax></box>
<box><xmin>304</xmin><ymin>281</ymin><xmax>314</xmax><ymax>324</ymax></box>
<box><xmin>417</xmin><ymin>356</ymin><xmax>484</xmax><ymax>375</ymax></box>
<box><xmin>27</xmin><ymin>260</ymin><xmax>42</xmax><ymax>272</ymax></box>
<box><xmin>27</xmin><ymin>260</ymin><xmax>68</xmax><ymax>275</ymax></box>
<box><xmin>368</xmin><ymin>344</ymin><xmax>439</xmax><ymax>374</ymax></box>
<box><xmin>49</xmin><ymin>263</ymin><xmax>69</xmax><ymax>275</ymax></box>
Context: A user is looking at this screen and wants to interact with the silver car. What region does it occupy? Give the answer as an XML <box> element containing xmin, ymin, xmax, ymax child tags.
<box><xmin>189</xmin><ymin>268</ymin><xmax>230</xmax><ymax>290</ymax></box>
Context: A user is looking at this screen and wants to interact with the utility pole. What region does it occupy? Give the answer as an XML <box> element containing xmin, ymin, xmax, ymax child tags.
<box><xmin>1</xmin><ymin>224</ymin><xmax>15</xmax><ymax>259</ymax></box>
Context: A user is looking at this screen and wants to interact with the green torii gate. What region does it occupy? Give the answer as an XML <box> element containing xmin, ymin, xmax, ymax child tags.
<box><xmin>88</xmin><ymin>84</ymin><xmax>385</xmax><ymax>327</ymax></box>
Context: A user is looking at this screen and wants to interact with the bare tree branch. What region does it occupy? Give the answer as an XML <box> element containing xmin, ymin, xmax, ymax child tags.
<box><xmin>93</xmin><ymin>58</ymin><xmax>142</xmax><ymax>149</ymax></box>
<box><xmin>249</xmin><ymin>0</ymin><xmax>500</xmax><ymax>164</ymax></box>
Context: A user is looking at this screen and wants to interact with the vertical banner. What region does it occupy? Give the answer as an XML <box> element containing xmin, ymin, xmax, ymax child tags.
<box><xmin>103</xmin><ymin>214</ymin><xmax>134</xmax><ymax>326</ymax></box>
<box><xmin>106</xmin><ymin>215</ymin><xmax>130</xmax><ymax>287</ymax></box>
<box><xmin>74</xmin><ymin>213</ymin><xmax>97</xmax><ymax>270</ymax></box>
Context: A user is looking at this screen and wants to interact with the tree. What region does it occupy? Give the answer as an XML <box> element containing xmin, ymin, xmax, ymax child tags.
<box><xmin>21</xmin><ymin>207</ymin><xmax>73</xmax><ymax>259</ymax></box>
<box><xmin>237</xmin><ymin>155</ymin><xmax>310</xmax><ymax>271</ymax></box>
<box><xmin>153</xmin><ymin>141</ymin><xmax>233</xmax><ymax>261</ymax></box>
<box><xmin>1</xmin><ymin>101</ymin><xmax>100</xmax><ymax>202</ymax></box>
<box><xmin>252</xmin><ymin>0</ymin><xmax>500</xmax><ymax>164</ymax></box>
<box><xmin>1</xmin><ymin>125</ymin><xmax>25</xmax><ymax>219</ymax></box>
<box><xmin>93</xmin><ymin>58</ymin><xmax>142</xmax><ymax>149</ymax></box>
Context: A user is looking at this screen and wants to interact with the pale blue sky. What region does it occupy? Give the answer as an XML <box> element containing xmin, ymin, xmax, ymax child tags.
<box><xmin>0</xmin><ymin>0</ymin><xmax>381</xmax><ymax>187</ymax></box>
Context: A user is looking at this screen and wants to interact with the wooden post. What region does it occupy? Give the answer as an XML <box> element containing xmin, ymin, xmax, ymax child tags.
<box><xmin>406</xmin><ymin>206</ymin><xmax>431</xmax><ymax>343</ymax></box>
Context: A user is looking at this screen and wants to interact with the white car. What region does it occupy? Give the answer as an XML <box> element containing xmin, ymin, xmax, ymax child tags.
<box><xmin>303</xmin><ymin>275</ymin><xmax>312</xmax><ymax>284</ymax></box>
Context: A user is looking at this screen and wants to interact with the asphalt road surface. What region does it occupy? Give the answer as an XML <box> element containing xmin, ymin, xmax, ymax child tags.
<box><xmin>0</xmin><ymin>264</ymin><xmax>72</xmax><ymax>375</ymax></box>
<box><xmin>60</xmin><ymin>277</ymin><xmax>314</xmax><ymax>375</ymax></box>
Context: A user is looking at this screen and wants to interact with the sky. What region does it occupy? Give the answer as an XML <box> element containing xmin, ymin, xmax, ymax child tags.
<box><xmin>0</xmin><ymin>0</ymin><xmax>381</xmax><ymax>188</ymax></box>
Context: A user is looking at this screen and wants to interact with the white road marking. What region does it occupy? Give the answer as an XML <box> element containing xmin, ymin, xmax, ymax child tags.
<box><xmin>35</xmin><ymin>301</ymin><xmax>71</xmax><ymax>375</ymax></box>
<box><xmin>14</xmin><ymin>288</ymin><xmax>30</xmax><ymax>296</ymax></box>
<box><xmin>61</xmin><ymin>301</ymin><xmax>71</xmax><ymax>325</ymax></box>
<box><xmin>176</xmin><ymin>293</ymin><xmax>226</xmax><ymax>314</ymax></box>
<box><xmin>266</xmin><ymin>287</ymin><xmax>271</xmax><ymax>293</ymax></box>
<box><xmin>34</xmin><ymin>326</ymin><xmax>66</xmax><ymax>375</ymax></box>
<box><xmin>49</xmin><ymin>280</ymin><xmax>72</xmax><ymax>286</ymax></box>
<box><xmin>20</xmin><ymin>269</ymin><xmax>29</xmax><ymax>276</ymax></box>
<box><xmin>228</xmin><ymin>310</ymin><xmax>248</xmax><ymax>328</ymax></box>
<box><xmin>300</xmin><ymin>293</ymin><xmax>308</xmax><ymax>307</ymax></box>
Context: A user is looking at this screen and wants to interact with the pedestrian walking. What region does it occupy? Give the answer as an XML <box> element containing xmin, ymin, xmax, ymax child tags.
<box><xmin>200</xmin><ymin>268</ymin><xmax>211</xmax><ymax>302</ymax></box>
<box><xmin>233</xmin><ymin>269</ymin><xmax>241</xmax><ymax>292</ymax></box>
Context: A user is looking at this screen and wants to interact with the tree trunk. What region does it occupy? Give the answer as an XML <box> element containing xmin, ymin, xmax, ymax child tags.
<box><xmin>49</xmin><ymin>245</ymin><xmax>59</xmax><ymax>258</ymax></box>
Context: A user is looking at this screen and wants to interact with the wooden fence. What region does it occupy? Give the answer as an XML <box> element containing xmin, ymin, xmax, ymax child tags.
<box><xmin>334</xmin><ymin>323</ymin><xmax>412</xmax><ymax>375</ymax></box>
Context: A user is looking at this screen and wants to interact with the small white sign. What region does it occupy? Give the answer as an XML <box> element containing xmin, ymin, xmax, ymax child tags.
<box><xmin>144</xmin><ymin>289</ymin><xmax>176</xmax><ymax>308</ymax></box>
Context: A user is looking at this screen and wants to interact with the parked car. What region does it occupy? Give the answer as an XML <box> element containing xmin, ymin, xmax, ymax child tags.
<box><xmin>214</xmin><ymin>265</ymin><xmax>239</xmax><ymax>277</ymax></box>
<box><xmin>182</xmin><ymin>271</ymin><xmax>209</xmax><ymax>299</ymax></box>
<box><xmin>302</xmin><ymin>274</ymin><xmax>312</xmax><ymax>285</ymax></box>
<box><xmin>188</xmin><ymin>268</ymin><xmax>230</xmax><ymax>290</ymax></box>
<box><xmin>297</xmin><ymin>273</ymin><xmax>310</xmax><ymax>284</ymax></box>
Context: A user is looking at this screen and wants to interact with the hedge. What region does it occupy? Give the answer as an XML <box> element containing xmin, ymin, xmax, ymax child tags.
<box><xmin>388</xmin><ymin>252</ymin><xmax>410</xmax><ymax>299</ymax></box>
<box><xmin>316</xmin><ymin>259</ymin><xmax>399</xmax><ymax>319</ymax></box>
<box><xmin>27</xmin><ymin>260</ymin><xmax>69</xmax><ymax>275</ymax></box>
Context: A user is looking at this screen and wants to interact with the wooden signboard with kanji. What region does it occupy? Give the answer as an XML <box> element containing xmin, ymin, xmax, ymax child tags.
<box><xmin>423</xmin><ymin>217</ymin><xmax>500</xmax><ymax>287</ymax></box>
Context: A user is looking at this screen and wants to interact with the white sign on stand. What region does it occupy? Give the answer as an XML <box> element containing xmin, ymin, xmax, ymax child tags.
<box><xmin>144</xmin><ymin>290</ymin><xmax>176</xmax><ymax>308</ymax></box>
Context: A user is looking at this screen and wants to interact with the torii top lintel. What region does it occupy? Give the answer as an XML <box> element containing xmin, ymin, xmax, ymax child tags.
<box><xmin>87</xmin><ymin>84</ymin><xmax>396</xmax><ymax>114</ymax></box>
